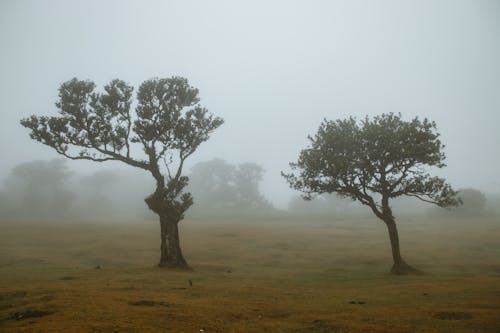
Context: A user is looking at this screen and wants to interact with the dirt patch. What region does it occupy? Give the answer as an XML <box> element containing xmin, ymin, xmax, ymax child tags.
<box><xmin>7</xmin><ymin>310</ymin><xmax>53</xmax><ymax>321</ymax></box>
<box><xmin>433</xmin><ymin>311</ymin><xmax>473</xmax><ymax>320</ymax></box>
<box><xmin>0</xmin><ymin>291</ymin><xmax>27</xmax><ymax>301</ymax></box>
<box><xmin>0</xmin><ymin>291</ymin><xmax>28</xmax><ymax>312</ymax></box>
<box><xmin>348</xmin><ymin>300</ymin><xmax>366</xmax><ymax>304</ymax></box>
<box><xmin>0</xmin><ymin>304</ymin><xmax>13</xmax><ymax>311</ymax></box>
<box><xmin>128</xmin><ymin>300</ymin><xmax>172</xmax><ymax>307</ymax></box>
<box><xmin>265</xmin><ymin>311</ymin><xmax>291</xmax><ymax>319</ymax></box>
<box><xmin>294</xmin><ymin>320</ymin><xmax>345</xmax><ymax>333</ymax></box>
<box><xmin>60</xmin><ymin>276</ymin><xmax>77</xmax><ymax>280</ymax></box>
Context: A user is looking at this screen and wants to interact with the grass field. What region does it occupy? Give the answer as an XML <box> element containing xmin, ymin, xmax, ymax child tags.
<box><xmin>1</xmin><ymin>215</ymin><xmax>499</xmax><ymax>332</ymax></box>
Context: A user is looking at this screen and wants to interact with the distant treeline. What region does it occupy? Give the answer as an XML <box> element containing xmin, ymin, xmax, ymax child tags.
<box><xmin>0</xmin><ymin>159</ymin><xmax>496</xmax><ymax>220</ymax></box>
<box><xmin>289</xmin><ymin>188</ymin><xmax>494</xmax><ymax>218</ymax></box>
<box><xmin>0</xmin><ymin>158</ymin><xmax>275</xmax><ymax>219</ymax></box>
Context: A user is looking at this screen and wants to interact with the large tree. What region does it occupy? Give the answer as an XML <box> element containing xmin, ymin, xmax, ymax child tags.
<box><xmin>21</xmin><ymin>77</ymin><xmax>223</xmax><ymax>269</ymax></box>
<box><xmin>283</xmin><ymin>113</ymin><xmax>461</xmax><ymax>274</ymax></box>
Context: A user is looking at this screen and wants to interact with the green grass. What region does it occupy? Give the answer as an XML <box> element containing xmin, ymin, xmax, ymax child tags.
<box><xmin>0</xmin><ymin>216</ymin><xmax>499</xmax><ymax>332</ymax></box>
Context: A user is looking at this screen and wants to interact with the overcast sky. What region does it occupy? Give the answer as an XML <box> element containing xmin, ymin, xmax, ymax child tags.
<box><xmin>1</xmin><ymin>0</ymin><xmax>499</xmax><ymax>208</ymax></box>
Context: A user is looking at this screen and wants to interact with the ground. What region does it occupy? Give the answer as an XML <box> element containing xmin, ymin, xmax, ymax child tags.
<box><xmin>0</xmin><ymin>215</ymin><xmax>499</xmax><ymax>332</ymax></box>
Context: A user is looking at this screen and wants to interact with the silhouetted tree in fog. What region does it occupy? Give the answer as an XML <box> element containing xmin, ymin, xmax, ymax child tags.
<box><xmin>283</xmin><ymin>113</ymin><xmax>461</xmax><ymax>274</ymax></box>
<box><xmin>455</xmin><ymin>188</ymin><xmax>486</xmax><ymax>215</ymax></box>
<box><xmin>188</xmin><ymin>159</ymin><xmax>273</xmax><ymax>215</ymax></box>
<box><xmin>188</xmin><ymin>159</ymin><xmax>238</xmax><ymax>211</ymax></box>
<box><xmin>1</xmin><ymin>159</ymin><xmax>75</xmax><ymax>217</ymax></box>
<box><xmin>21</xmin><ymin>77</ymin><xmax>223</xmax><ymax>269</ymax></box>
<box><xmin>235</xmin><ymin>162</ymin><xmax>271</xmax><ymax>209</ymax></box>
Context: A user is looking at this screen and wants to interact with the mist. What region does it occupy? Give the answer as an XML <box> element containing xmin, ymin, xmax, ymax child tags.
<box><xmin>1</xmin><ymin>2</ymin><xmax>500</xmax><ymax>331</ymax></box>
<box><xmin>0</xmin><ymin>158</ymin><xmax>495</xmax><ymax>221</ymax></box>
<box><xmin>1</xmin><ymin>0</ymin><xmax>500</xmax><ymax>209</ymax></box>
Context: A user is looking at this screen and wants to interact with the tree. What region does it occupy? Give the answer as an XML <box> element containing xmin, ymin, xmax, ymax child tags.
<box><xmin>282</xmin><ymin>113</ymin><xmax>461</xmax><ymax>274</ymax></box>
<box><xmin>3</xmin><ymin>159</ymin><xmax>76</xmax><ymax>217</ymax></box>
<box><xmin>188</xmin><ymin>159</ymin><xmax>238</xmax><ymax>212</ymax></box>
<box><xmin>21</xmin><ymin>77</ymin><xmax>223</xmax><ymax>269</ymax></box>
<box><xmin>455</xmin><ymin>188</ymin><xmax>486</xmax><ymax>215</ymax></box>
<box><xmin>188</xmin><ymin>159</ymin><xmax>273</xmax><ymax>215</ymax></box>
<box><xmin>234</xmin><ymin>162</ymin><xmax>271</xmax><ymax>210</ymax></box>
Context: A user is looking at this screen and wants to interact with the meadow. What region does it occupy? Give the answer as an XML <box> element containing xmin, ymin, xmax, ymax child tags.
<box><xmin>1</xmin><ymin>215</ymin><xmax>499</xmax><ymax>332</ymax></box>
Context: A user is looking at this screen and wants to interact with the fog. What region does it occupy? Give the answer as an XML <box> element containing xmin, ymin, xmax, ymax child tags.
<box><xmin>1</xmin><ymin>158</ymin><xmax>497</xmax><ymax>220</ymax></box>
<box><xmin>1</xmin><ymin>0</ymin><xmax>500</xmax><ymax>209</ymax></box>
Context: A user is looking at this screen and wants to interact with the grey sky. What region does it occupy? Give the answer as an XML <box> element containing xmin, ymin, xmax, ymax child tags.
<box><xmin>1</xmin><ymin>0</ymin><xmax>499</xmax><ymax>208</ymax></box>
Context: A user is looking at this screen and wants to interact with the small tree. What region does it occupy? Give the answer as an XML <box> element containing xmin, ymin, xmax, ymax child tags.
<box><xmin>283</xmin><ymin>113</ymin><xmax>461</xmax><ymax>274</ymax></box>
<box><xmin>455</xmin><ymin>188</ymin><xmax>487</xmax><ymax>215</ymax></box>
<box><xmin>21</xmin><ymin>77</ymin><xmax>223</xmax><ymax>269</ymax></box>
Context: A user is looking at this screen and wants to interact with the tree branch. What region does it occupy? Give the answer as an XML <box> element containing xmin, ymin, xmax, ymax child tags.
<box><xmin>405</xmin><ymin>193</ymin><xmax>440</xmax><ymax>205</ymax></box>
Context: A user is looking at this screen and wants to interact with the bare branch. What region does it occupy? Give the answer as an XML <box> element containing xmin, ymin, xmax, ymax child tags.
<box><xmin>405</xmin><ymin>194</ymin><xmax>440</xmax><ymax>205</ymax></box>
<box><xmin>56</xmin><ymin>150</ymin><xmax>116</xmax><ymax>163</ymax></box>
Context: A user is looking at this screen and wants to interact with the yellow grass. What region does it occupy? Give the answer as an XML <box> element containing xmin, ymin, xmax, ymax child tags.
<box><xmin>1</xmin><ymin>216</ymin><xmax>499</xmax><ymax>332</ymax></box>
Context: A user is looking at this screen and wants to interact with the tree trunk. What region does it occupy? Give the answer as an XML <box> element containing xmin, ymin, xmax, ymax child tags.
<box><xmin>383</xmin><ymin>217</ymin><xmax>422</xmax><ymax>275</ymax></box>
<box><xmin>158</xmin><ymin>215</ymin><xmax>189</xmax><ymax>269</ymax></box>
<box><xmin>145</xmin><ymin>190</ymin><xmax>190</xmax><ymax>270</ymax></box>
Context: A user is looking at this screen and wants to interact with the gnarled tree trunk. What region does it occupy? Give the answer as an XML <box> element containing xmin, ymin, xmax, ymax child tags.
<box><xmin>145</xmin><ymin>189</ymin><xmax>190</xmax><ymax>270</ymax></box>
<box><xmin>159</xmin><ymin>215</ymin><xmax>188</xmax><ymax>269</ymax></box>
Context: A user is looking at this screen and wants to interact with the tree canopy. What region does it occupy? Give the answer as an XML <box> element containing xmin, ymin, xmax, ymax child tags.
<box><xmin>21</xmin><ymin>77</ymin><xmax>222</xmax><ymax>173</ymax></box>
<box><xmin>283</xmin><ymin>113</ymin><xmax>461</xmax><ymax>217</ymax></box>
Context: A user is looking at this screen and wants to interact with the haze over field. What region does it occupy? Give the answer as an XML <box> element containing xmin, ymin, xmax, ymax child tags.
<box><xmin>2</xmin><ymin>3</ymin><xmax>500</xmax><ymax>331</ymax></box>
<box><xmin>1</xmin><ymin>0</ymin><xmax>500</xmax><ymax>208</ymax></box>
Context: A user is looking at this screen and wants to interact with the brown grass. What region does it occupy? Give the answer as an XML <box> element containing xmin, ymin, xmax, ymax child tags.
<box><xmin>0</xmin><ymin>216</ymin><xmax>499</xmax><ymax>332</ymax></box>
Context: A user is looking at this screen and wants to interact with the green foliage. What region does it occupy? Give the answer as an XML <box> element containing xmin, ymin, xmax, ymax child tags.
<box><xmin>21</xmin><ymin>77</ymin><xmax>223</xmax><ymax>222</ymax></box>
<box><xmin>283</xmin><ymin>113</ymin><xmax>461</xmax><ymax>219</ymax></box>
